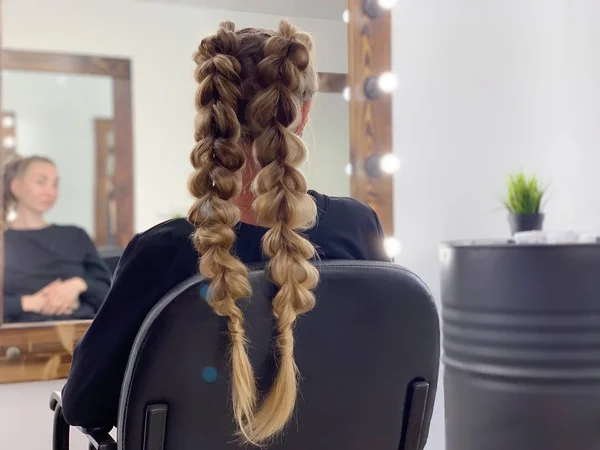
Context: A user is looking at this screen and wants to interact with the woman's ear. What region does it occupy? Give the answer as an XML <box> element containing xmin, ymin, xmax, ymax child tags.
<box><xmin>10</xmin><ymin>178</ymin><xmax>21</xmax><ymax>199</ymax></box>
<box><xmin>296</xmin><ymin>99</ymin><xmax>312</xmax><ymax>137</ymax></box>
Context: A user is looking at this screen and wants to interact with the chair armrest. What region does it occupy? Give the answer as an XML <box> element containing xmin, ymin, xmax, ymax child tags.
<box><xmin>49</xmin><ymin>390</ymin><xmax>63</xmax><ymax>411</ymax></box>
<box><xmin>49</xmin><ymin>391</ymin><xmax>117</xmax><ymax>450</ymax></box>
<box><xmin>78</xmin><ymin>427</ymin><xmax>117</xmax><ymax>450</ymax></box>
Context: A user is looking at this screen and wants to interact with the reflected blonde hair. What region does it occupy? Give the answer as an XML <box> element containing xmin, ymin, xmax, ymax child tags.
<box><xmin>187</xmin><ymin>20</ymin><xmax>319</xmax><ymax>445</ymax></box>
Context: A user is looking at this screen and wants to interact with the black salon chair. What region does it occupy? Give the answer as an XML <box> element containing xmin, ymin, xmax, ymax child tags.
<box><xmin>97</xmin><ymin>246</ymin><xmax>124</xmax><ymax>275</ymax></box>
<box><xmin>50</xmin><ymin>261</ymin><xmax>440</xmax><ymax>450</ymax></box>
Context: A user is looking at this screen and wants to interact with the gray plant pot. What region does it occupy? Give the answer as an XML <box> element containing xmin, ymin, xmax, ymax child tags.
<box><xmin>441</xmin><ymin>241</ymin><xmax>600</xmax><ymax>450</ymax></box>
<box><xmin>508</xmin><ymin>212</ymin><xmax>544</xmax><ymax>235</ymax></box>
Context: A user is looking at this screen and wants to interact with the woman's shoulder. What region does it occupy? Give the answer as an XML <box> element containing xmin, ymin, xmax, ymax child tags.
<box><xmin>51</xmin><ymin>224</ymin><xmax>88</xmax><ymax>233</ymax></box>
<box><xmin>308</xmin><ymin>190</ymin><xmax>387</xmax><ymax>261</ymax></box>
<box><xmin>126</xmin><ymin>218</ymin><xmax>196</xmax><ymax>262</ymax></box>
<box><xmin>136</xmin><ymin>218</ymin><xmax>195</xmax><ymax>246</ymax></box>
<box><xmin>310</xmin><ymin>190</ymin><xmax>378</xmax><ymax>223</ymax></box>
<box><xmin>6</xmin><ymin>223</ymin><xmax>90</xmax><ymax>238</ymax></box>
<box><xmin>48</xmin><ymin>224</ymin><xmax>97</xmax><ymax>244</ymax></box>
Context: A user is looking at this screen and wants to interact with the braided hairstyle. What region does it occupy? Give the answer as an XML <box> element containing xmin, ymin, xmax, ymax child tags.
<box><xmin>188</xmin><ymin>20</ymin><xmax>318</xmax><ymax>445</ymax></box>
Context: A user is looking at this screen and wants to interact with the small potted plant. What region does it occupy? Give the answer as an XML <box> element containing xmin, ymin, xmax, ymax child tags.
<box><xmin>504</xmin><ymin>172</ymin><xmax>546</xmax><ymax>235</ymax></box>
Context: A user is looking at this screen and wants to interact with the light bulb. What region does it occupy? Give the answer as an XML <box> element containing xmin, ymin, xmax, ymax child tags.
<box><xmin>345</xmin><ymin>162</ymin><xmax>353</xmax><ymax>176</ymax></box>
<box><xmin>3</xmin><ymin>136</ymin><xmax>16</xmax><ymax>149</ymax></box>
<box><xmin>343</xmin><ymin>86</ymin><xmax>351</xmax><ymax>101</ymax></box>
<box><xmin>384</xmin><ymin>237</ymin><xmax>402</xmax><ymax>258</ymax></box>
<box><xmin>377</xmin><ymin>72</ymin><xmax>398</xmax><ymax>93</ymax></box>
<box><xmin>379</xmin><ymin>153</ymin><xmax>401</xmax><ymax>174</ymax></box>
<box><xmin>2</xmin><ymin>115</ymin><xmax>15</xmax><ymax>129</ymax></box>
<box><xmin>378</xmin><ymin>0</ymin><xmax>398</xmax><ymax>9</ymax></box>
<box><xmin>342</xmin><ymin>9</ymin><xmax>350</xmax><ymax>23</ymax></box>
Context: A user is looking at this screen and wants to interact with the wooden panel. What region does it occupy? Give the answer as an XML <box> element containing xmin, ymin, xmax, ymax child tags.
<box><xmin>348</xmin><ymin>0</ymin><xmax>394</xmax><ymax>235</ymax></box>
<box><xmin>0</xmin><ymin>321</ymin><xmax>91</xmax><ymax>383</ymax></box>
<box><xmin>113</xmin><ymin>78</ymin><xmax>135</xmax><ymax>247</ymax></box>
<box><xmin>3</xmin><ymin>49</ymin><xmax>130</xmax><ymax>79</ymax></box>
<box><xmin>94</xmin><ymin>119</ymin><xmax>113</xmax><ymax>246</ymax></box>
<box><xmin>318</xmin><ymin>72</ymin><xmax>347</xmax><ymax>93</ymax></box>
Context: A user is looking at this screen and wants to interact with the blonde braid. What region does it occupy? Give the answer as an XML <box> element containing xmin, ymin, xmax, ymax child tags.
<box><xmin>245</xmin><ymin>20</ymin><xmax>319</xmax><ymax>443</ymax></box>
<box><xmin>187</xmin><ymin>21</ymin><xmax>257</xmax><ymax>441</ymax></box>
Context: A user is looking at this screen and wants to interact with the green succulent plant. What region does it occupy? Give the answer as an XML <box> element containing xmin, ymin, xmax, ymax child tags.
<box><xmin>504</xmin><ymin>172</ymin><xmax>546</xmax><ymax>214</ymax></box>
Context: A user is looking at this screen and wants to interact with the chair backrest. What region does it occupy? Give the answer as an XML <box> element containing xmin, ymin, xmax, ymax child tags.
<box><xmin>97</xmin><ymin>246</ymin><xmax>124</xmax><ymax>275</ymax></box>
<box><xmin>117</xmin><ymin>261</ymin><xmax>440</xmax><ymax>450</ymax></box>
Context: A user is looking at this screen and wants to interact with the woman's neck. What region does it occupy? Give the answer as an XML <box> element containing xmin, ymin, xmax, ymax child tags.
<box><xmin>10</xmin><ymin>206</ymin><xmax>47</xmax><ymax>230</ymax></box>
<box><xmin>236</xmin><ymin>156</ymin><xmax>258</xmax><ymax>225</ymax></box>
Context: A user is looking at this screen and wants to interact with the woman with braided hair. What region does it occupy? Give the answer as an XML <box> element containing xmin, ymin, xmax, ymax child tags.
<box><xmin>62</xmin><ymin>20</ymin><xmax>388</xmax><ymax>444</ymax></box>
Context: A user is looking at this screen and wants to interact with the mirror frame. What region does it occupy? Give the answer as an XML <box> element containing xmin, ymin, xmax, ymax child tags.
<box><xmin>348</xmin><ymin>0</ymin><xmax>393</xmax><ymax>235</ymax></box>
<box><xmin>0</xmin><ymin>0</ymin><xmax>392</xmax><ymax>384</ymax></box>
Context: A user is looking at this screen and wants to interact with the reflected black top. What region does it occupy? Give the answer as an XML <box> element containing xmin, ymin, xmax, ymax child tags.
<box><xmin>3</xmin><ymin>224</ymin><xmax>112</xmax><ymax>323</ymax></box>
<box><xmin>61</xmin><ymin>190</ymin><xmax>389</xmax><ymax>428</ymax></box>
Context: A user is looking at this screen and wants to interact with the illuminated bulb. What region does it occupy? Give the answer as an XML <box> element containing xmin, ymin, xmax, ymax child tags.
<box><xmin>6</xmin><ymin>210</ymin><xmax>17</xmax><ymax>223</ymax></box>
<box><xmin>378</xmin><ymin>0</ymin><xmax>398</xmax><ymax>9</ymax></box>
<box><xmin>3</xmin><ymin>136</ymin><xmax>16</xmax><ymax>149</ymax></box>
<box><xmin>377</xmin><ymin>72</ymin><xmax>398</xmax><ymax>94</ymax></box>
<box><xmin>379</xmin><ymin>153</ymin><xmax>401</xmax><ymax>174</ymax></box>
<box><xmin>342</xmin><ymin>9</ymin><xmax>350</xmax><ymax>23</ymax></box>
<box><xmin>345</xmin><ymin>162</ymin><xmax>353</xmax><ymax>176</ymax></box>
<box><xmin>343</xmin><ymin>86</ymin><xmax>351</xmax><ymax>101</ymax></box>
<box><xmin>2</xmin><ymin>115</ymin><xmax>14</xmax><ymax>129</ymax></box>
<box><xmin>384</xmin><ymin>237</ymin><xmax>402</xmax><ymax>258</ymax></box>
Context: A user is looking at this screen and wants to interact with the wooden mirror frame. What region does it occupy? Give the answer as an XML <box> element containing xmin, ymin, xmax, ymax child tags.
<box><xmin>348</xmin><ymin>1</ymin><xmax>393</xmax><ymax>235</ymax></box>
<box><xmin>0</xmin><ymin>0</ymin><xmax>392</xmax><ymax>384</ymax></box>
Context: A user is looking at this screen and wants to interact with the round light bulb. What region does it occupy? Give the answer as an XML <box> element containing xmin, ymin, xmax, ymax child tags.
<box><xmin>384</xmin><ymin>237</ymin><xmax>402</xmax><ymax>258</ymax></box>
<box><xmin>2</xmin><ymin>115</ymin><xmax>15</xmax><ymax>129</ymax></box>
<box><xmin>379</xmin><ymin>153</ymin><xmax>401</xmax><ymax>174</ymax></box>
<box><xmin>345</xmin><ymin>162</ymin><xmax>353</xmax><ymax>176</ymax></box>
<box><xmin>3</xmin><ymin>136</ymin><xmax>16</xmax><ymax>149</ymax></box>
<box><xmin>343</xmin><ymin>86</ymin><xmax>351</xmax><ymax>101</ymax></box>
<box><xmin>377</xmin><ymin>72</ymin><xmax>398</xmax><ymax>94</ymax></box>
<box><xmin>378</xmin><ymin>0</ymin><xmax>398</xmax><ymax>9</ymax></box>
<box><xmin>342</xmin><ymin>9</ymin><xmax>350</xmax><ymax>23</ymax></box>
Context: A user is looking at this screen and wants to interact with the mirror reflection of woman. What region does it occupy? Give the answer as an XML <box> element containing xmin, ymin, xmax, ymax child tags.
<box><xmin>2</xmin><ymin>155</ymin><xmax>112</xmax><ymax>323</ymax></box>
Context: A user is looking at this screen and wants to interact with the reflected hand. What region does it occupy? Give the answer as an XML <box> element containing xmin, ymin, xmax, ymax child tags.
<box><xmin>20</xmin><ymin>279</ymin><xmax>63</xmax><ymax>314</ymax></box>
<box><xmin>41</xmin><ymin>278</ymin><xmax>87</xmax><ymax>316</ymax></box>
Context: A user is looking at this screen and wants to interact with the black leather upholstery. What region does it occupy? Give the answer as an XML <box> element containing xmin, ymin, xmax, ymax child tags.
<box><xmin>97</xmin><ymin>246</ymin><xmax>124</xmax><ymax>275</ymax></box>
<box><xmin>116</xmin><ymin>261</ymin><xmax>440</xmax><ymax>449</ymax></box>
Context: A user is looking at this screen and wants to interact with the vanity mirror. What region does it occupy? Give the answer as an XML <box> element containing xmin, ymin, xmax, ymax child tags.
<box><xmin>0</xmin><ymin>49</ymin><xmax>134</xmax><ymax>381</ymax></box>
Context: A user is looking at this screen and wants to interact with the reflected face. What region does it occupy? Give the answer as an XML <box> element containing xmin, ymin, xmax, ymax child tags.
<box><xmin>11</xmin><ymin>161</ymin><xmax>59</xmax><ymax>214</ymax></box>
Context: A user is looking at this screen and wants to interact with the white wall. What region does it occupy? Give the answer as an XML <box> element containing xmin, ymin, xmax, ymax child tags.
<box><xmin>3</xmin><ymin>0</ymin><xmax>349</xmax><ymax>229</ymax></box>
<box><xmin>392</xmin><ymin>1</ymin><xmax>600</xmax><ymax>448</ymax></box>
<box><xmin>3</xmin><ymin>71</ymin><xmax>113</xmax><ymax>235</ymax></box>
<box><xmin>0</xmin><ymin>380</ymin><xmax>92</xmax><ymax>449</ymax></box>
